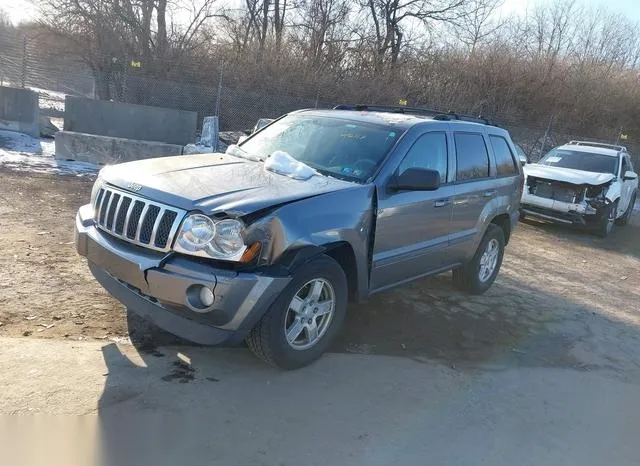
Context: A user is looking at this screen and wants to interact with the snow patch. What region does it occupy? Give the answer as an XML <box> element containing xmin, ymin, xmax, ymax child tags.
<box><xmin>0</xmin><ymin>130</ymin><xmax>98</xmax><ymax>177</ymax></box>
<box><xmin>264</xmin><ymin>151</ymin><xmax>319</xmax><ymax>180</ymax></box>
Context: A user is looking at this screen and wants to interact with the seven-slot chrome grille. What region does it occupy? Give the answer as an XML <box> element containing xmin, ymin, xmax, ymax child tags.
<box><xmin>93</xmin><ymin>186</ymin><xmax>186</xmax><ymax>252</ymax></box>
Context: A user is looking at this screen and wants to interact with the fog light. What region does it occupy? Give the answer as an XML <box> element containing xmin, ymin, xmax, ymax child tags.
<box><xmin>199</xmin><ymin>287</ymin><xmax>214</xmax><ymax>307</ymax></box>
<box><xmin>186</xmin><ymin>284</ymin><xmax>215</xmax><ymax>311</ymax></box>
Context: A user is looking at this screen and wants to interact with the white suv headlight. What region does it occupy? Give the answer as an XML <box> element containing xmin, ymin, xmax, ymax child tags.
<box><xmin>174</xmin><ymin>214</ymin><xmax>247</xmax><ymax>261</ymax></box>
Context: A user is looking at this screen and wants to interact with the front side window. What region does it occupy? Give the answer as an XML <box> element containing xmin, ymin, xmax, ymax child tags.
<box><xmin>398</xmin><ymin>132</ymin><xmax>448</xmax><ymax>182</ymax></box>
<box><xmin>539</xmin><ymin>149</ymin><xmax>618</xmax><ymax>175</ymax></box>
<box><xmin>621</xmin><ymin>156</ymin><xmax>630</xmax><ymax>177</ymax></box>
<box><xmin>455</xmin><ymin>133</ymin><xmax>490</xmax><ymax>181</ymax></box>
<box><xmin>239</xmin><ymin>115</ymin><xmax>403</xmax><ymax>182</ymax></box>
<box><xmin>490</xmin><ymin>136</ymin><xmax>518</xmax><ymax>176</ymax></box>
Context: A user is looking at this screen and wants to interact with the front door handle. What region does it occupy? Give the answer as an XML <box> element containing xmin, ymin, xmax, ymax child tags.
<box><xmin>483</xmin><ymin>190</ymin><xmax>497</xmax><ymax>198</ymax></box>
<box><xmin>434</xmin><ymin>198</ymin><xmax>451</xmax><ymax>208</ymax></box>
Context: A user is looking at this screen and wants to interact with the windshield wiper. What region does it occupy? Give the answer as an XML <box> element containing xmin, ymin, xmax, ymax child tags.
<box><xmin>225</xmin><ymin>144</ymin><xmax>264</xmax><ymax>162</ymax></box>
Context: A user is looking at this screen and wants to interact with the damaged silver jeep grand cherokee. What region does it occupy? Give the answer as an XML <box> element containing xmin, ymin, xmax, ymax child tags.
<box><xmin>75</xmin><ymin>105</ymin><xmax>522</xmax><ymax>369</ymax></box>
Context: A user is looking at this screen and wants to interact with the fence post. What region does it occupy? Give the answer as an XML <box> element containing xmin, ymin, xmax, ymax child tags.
<box><xmin>539</xmin><ymin>114</ymin><xmax>554</xmax><ymax>158</ymax></box>
<box><xmin>614</xmin><ymin>127</ymin><xmax>623</xmax><ymax>145</ymax></box>
<box><xmin>215</xmin><ymin>62</ymin><xmax>223</xmax><ymax>117</ymax></box>
<box><xmin>21</xmin><ymin>35</ymin><xmax>27</xmax><ymax>88</ymax></box>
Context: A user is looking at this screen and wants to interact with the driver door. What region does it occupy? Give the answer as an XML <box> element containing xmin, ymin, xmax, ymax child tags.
<box><xmin>370</xmin><ymin>131</ymin><xmax>454</xmax><ymax>292</ymax></box>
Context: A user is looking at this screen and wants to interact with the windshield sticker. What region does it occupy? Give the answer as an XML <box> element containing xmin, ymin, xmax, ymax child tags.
<box><xmin>546</xmin><ymin>156</ymin><xmax>562</xmax><ymax>163</ymax></box>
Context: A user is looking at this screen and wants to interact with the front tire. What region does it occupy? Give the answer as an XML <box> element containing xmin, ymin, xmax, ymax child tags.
<box><xmin>595</xmin><ymin>201</ymin><xmax>617</xmax><ymax>237</ymax></box>
<box><xmin>453</xmin><ymin>224</ymin><xmax>505</xmax><ymax>295</ymax></box>
<box><xmin>246</xmin><ymin>255</ymin><xmax>348</xmax><ymax>369</ymax></box>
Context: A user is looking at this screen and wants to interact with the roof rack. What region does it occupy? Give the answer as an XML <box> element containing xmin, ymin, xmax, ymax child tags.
<box><xmin>332</xmin><ymin>104</ymin><xmax>499</xmax><ymax>127</ymax></box>
<box><xmin>567</xmin><ymin>141</ymin><xmax>627</xmax><ymax>152</ymax></box>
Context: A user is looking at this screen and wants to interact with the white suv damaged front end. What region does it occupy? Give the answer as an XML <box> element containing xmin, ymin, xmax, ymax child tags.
<box><xmin>519</xmin><ymin>141</ymin><xmax>638</xmax><ymax>236</ymax></box>
<box><xmin>521</xmin><ymin>164</ymin><xmax>618</xmax><ymax>226</ymax></box>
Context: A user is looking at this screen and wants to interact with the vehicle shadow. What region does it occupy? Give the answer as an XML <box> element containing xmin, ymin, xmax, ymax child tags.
<box><xmin>333</xmin><ymin>271</ymin><xmax>640</xmax><ymax>372</ymax></box>
<box><xmin>95</xmin><ymin>270</ymin><xmax>640</xmax><ymax>465</ymax></box>
<box><xmin>519</xmin><ymin>212</ymin><xmax>640</xmax><ymax>260</ymax></box>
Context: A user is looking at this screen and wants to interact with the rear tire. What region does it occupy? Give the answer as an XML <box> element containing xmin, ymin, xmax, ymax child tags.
<box><xmin>246</xmin><ymin>255</ymin><xmax>348</xmax><ymax>369</ymax></box>
<box><xmin>616</xmin><ymin>192</ymin><xmax>636</xmax><ymax>226</ymax></box>
<box><xmin>452</xmin><ymin>224</ymin><xmax>505</xmax><ymax>295</ymax></box>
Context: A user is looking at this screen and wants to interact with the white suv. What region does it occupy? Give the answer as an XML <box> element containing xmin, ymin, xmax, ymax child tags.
<box><xmin>520</xmin><ymin>141</ymin><xmax>638</xmax><ymax>237</ymax></box>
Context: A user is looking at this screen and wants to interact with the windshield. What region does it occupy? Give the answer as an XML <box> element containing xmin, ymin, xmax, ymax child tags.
<box><xmin>239</xmin><ymin>114</ymin><xmax>403</xmax><ymax>182</ymax></box>
<box><xmin>539</xmin><ymin>149</ymin><xmax>619</xmax><ymax>175</ymax></box>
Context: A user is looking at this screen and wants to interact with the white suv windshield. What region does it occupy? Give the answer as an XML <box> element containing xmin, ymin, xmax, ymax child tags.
<box><xmin>239</xmin><ymin>114</ymin><xmax>403</xmax><ymax>182</ymax></box>
<box><xmin>540</xmin><ymin>149</ymin><xmax>618</xmax><ymax>175</ymax></box>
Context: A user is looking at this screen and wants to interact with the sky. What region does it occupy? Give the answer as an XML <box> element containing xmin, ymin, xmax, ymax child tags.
<box><xmin>501</xmin><ymin>0</ymin><xmax>640</xmax><ymax>21</ymax></box>
<box><xmin>2</xmin><ymin>0</ymin><xmax>640</xmax><ymax>25</ymax></box>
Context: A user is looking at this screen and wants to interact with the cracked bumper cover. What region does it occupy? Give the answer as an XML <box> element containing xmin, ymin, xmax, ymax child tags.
<box><xmin>520</xmin><ymin>193</ymin><xmax>605</xmax><ymax>226</ymax></box>
<box><xmin>75</xmin><ymin>204</ymin><xmax>291</xmax><ymax>345</ymax></box>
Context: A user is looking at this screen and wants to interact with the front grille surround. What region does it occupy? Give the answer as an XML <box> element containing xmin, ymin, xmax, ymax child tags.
<box><xmin>529</xmin><ymin>178</ymin><xmax>581</xmax><ymax>204</ymax></box>
<box><xmin>93</xmin><ymin>185</ymin><xmax>186</xmax><ymax>252</ymax></box>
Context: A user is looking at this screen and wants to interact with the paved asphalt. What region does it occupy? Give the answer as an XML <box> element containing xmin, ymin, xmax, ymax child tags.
<box><xmin>1</xmin><ymin>337</ymin><xmax>639</xmax><ymax>466</ymax></box>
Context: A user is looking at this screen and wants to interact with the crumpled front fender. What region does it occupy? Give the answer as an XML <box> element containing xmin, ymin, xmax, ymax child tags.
<box><xmin>604</xmin><ymin>180</ymin><xmax>621</xmax><ymax>203</ymax></box>
<box><xmin>243</xmin><ymin>184</ymin><xmax>376</xmax><ymax>298</ymax></box>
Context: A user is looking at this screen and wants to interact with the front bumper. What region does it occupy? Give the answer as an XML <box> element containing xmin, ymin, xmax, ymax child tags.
<box><xmin>520</xmin><ymin>193</ymin><xmax>603</xmax><ymax>227</ymax></box>
<box><xmin>75</xmin><ymin>204</ymin><xmax>291</xmax><ymax>345</ymax></box>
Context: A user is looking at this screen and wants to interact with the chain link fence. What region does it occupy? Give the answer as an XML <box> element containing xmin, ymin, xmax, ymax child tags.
<box><xmin>1</xmin><ymin>29</ymin><xmax>639</xmax><ymax>168</ymax></box>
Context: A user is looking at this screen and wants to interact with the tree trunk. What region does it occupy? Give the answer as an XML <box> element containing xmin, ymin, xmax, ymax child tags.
<box><xmin>156</xmin><ymin>0</ymin><xmax>168</xmax><ymax>76</ymax></box>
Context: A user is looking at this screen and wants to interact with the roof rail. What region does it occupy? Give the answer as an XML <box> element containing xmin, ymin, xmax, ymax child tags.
<box><xmin>332</xmin><ymin>104</ymin><xmax>499</xmax><ymax>127</ymax></box>
<box><xmin>567</xmin><ymin>140</ymin><xmax>627</xmax><ymax>152</ymax></box>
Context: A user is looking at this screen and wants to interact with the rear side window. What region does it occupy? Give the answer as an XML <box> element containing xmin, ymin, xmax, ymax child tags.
<box><xmin>455</xmin><ymin>133</ymin><xmax>490</xmax><ymax>181</ymax></box>
<box><xmin>398</xmin><ymin>132</ymin><xmax>448</xmax><ymax>182</ymax></box>
<box><xmin>490</xmin><ymin>136</ymin><xmax>518</xmax><ymax>176</ymax></box>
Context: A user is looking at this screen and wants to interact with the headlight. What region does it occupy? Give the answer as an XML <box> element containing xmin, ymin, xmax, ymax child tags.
<box><xmin>174</xmin><ymin>214</ymin><xmax>247</xmax><ymax>261</ymax></box>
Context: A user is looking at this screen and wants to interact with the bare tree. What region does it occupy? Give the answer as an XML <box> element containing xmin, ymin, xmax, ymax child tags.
<box><xmin>38</xmin><ymin>0</ymin><xmax>219</xmax><ymax>98</ymax></box>
<box><xmin>297</xmin><ymin>0</ymin><xmax>350</xmax><ymax>68</ymax></box>
<box><xmin>453</xmin><ymin>0</ymin><xmax>504</xmax><ymax>53</ymax></box>
<box><xmin>362</xmin><ymin>0</ymin><xmax>467</xmax><ymax>67</ymax></box>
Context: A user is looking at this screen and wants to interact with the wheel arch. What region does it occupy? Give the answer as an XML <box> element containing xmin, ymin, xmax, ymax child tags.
<box><xmin>489</xmin><ymin>212</ymin><xmax>512</xmax><ymax>244</ymax></box>
<box><xmin>275</xmin><ymin>241</ymin><xmax>361</xmax><ymax>302</ymax></box>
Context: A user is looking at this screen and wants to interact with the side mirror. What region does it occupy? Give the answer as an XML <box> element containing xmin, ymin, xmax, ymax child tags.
<box><xmin>623</xmin><ymin>170</ymin><xmax>638</xmax><ymax>181</ymax></box>
<box><xmin>243</xmin><ymin>129</ymin><xmax>252</xmax><ymax>136</ymax></box>
<box><xmin>391</xmin><ymin>168</ymin><xmax>441</xmax><ymax>191</ymax></box>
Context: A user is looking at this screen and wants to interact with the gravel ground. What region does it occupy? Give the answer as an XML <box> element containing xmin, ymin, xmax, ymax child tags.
<box><xmin>1</xmin><ymin>168</ymin><xmax>639</xmax><ymax>378</ymax></box>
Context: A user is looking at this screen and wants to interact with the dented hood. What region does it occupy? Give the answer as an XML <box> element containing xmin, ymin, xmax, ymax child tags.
<box><xmin>524</xmin><ymin>163</ymin><xmax>615</xmax><ymax>186</ymax></box>
<box><xmin>100</xmin><ymin>153</ymin><xmax>356</xmax><ymax>216</ymax></box>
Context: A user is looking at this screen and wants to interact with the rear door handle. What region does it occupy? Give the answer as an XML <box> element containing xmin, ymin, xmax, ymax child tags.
<box><xmin>483</xmin><ymin>190</ymin><xmax>497</xmax><ymax>198</ymax></box>
<box><xmin>434</xmin><ymin>198</ymin><xmax>451</xmax><ymax>208</ymax></box>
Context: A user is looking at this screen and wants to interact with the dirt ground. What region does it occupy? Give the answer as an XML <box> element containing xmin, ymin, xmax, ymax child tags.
<box><xmin>1</xmin><ymin>169</ymin><xmax>639</xmax><ymax>377</ymax></box>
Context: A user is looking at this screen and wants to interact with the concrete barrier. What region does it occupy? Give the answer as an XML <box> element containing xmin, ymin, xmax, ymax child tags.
<box><xmin>64</xmin><ymin>97</ymin><xmax>197</xmax><ymax>145</ymax></box>
<box><xmin>0</xmin><ymin>86</ymin><xmax>40</xmax><ymax>137</ymax></box>
<box><xmin>55</xmin><ymin>131</ymin><xmax>183</xmax><ymax>165</ymax></box>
